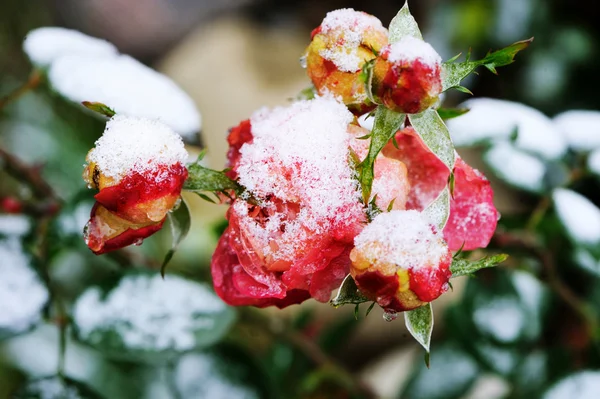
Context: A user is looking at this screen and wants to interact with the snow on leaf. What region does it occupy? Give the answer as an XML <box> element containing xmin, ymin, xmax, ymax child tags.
<box><xmin>553</xmin><ymin>188</ymin><xmax>600</xmax><ymax>246</ymax></box>
<box><xmin>330</xmin><ymin>274</ymin><xmax>370</xmax><ymax>307</ymax></box>
<box><xmin>161</xmin><ymin>197</ymin><xmax>191</xmax><ymax>277</ymax></box>
<box><xmin>408</xmin><ymin>108</ymin><xmax>456</xmax><ymax>171</ymax></box>
<box><xmin>450</xmin><ymin>254</ymin><xmax>508</xmax><ymax>278</ymax></box>
<box><xmin>424</xmin><ymin>187</ymin><xmax>451</xmax><ymax>231</ymax></box>
<box><xmin>588</xmin><ymin>148</ymin><xmax>600</xmax><ymax>177</ymax></box>
<box><xmin>553</xmin><ymin>110</ymin><xmax>600</xmax><ymax>152</ymax></box>
<box><xmin>388</xmin><ymin>1</ymin><xmax>423</xmax><ymax>43</ymax></box>
<box><xmin>405</xmin><ymin>303</ymin><xmax>434</xmax><ymax>353</ymax></box>
<box><xmin>543</xmin><ymin>371</ymin><xmax>600</xmax><ymax>399</ymax></box>
<box><xmin>441</xmin><ymin>38</ymin><xmax>533</xmax><ymax>92</ymax></box>
<box><xmin>11</xmin><ymin>376</ymin><xmax>103</xmax><ymax>399</ymax></box>
<box><xmin>184</xmin><ymin>160</ymin><xmax>241</xmax><ymax>195</ymax></box>
<box><xmin>484</xmin><ymin>142</ymin><xmax>546</xmax><ymax>193</ymax></box>
<box><xmin>72</xmin><ymin>272</ymin><xmax>235</xmax><ymax>363</ymax></box>
<box><xmin>357</xmin><ymin>105</ymin><xmax>405</xmax><ymax>203</ymax></box>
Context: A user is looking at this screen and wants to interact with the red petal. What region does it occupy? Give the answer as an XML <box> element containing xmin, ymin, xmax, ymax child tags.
<box><xmin>226</xmin><ymin>119</ymin><xmax>253</xmax><ymax>180</ymax></box>
<box><xmin>409</xmin><ymin>250</ymin><xmax>452</xmax><ymax>302</ymax></box>
<box><xmin>444</xmin><ymin>158</ymin><xmax>499</xmax><ymax>251</ymax></box>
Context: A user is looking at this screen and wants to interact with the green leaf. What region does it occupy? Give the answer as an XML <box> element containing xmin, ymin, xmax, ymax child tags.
<box><xmin>405</xmin><ymin>303</ymin><xmax>434</xmax><ymax>353</ymax></box>
<box><xmin>72</xmin><ymin>271</ymin><xmax>235</xmax><ymax>364</ymax></box>
<box><xmin>441</xmin><ymin>38</ymin><xmax>533</xmax><ymax>92</ymax></box>
<box><xmin>450</xmin><ymin>254</ymin><xmax>508</xmax><ymax>278</ymax></box>
<box><xmin>161</xmin><ymin>197</ymin><xmax>191</xmax><ymax>278</ymax></box>
<box><xmin>297</xmin><ymin>85</ymin><xmax>317</xmax><ymax>101</ymax></box>
<box><xmin>357</xmin><ymin>106</ymin><xmax>405</xmax><ymax>202</ymax></box>
<box><xmin>184</xmin><ymin>161</ymin><xmax>241</xmax><ymax>195</ymax></box>
<box><xmin>360</xmin><ymin>59</ymin><xmax>377</xmax><ymax>104</ymax></box>
<box><xmin>437</xmin><ymin>108</ymin><xmax>469</xmax><ymax>120</ymax></box>
<box><xmin>81</xmin><ymin>101</ymin><xmax>116</xmax><ymax>118</ymax></box>
<box><xmin>388</xmin><ymin>1</ymin><xmax>423</xmax><ymax>43</ymax></box>
<box><xmin>408</xmin><ymin>108</ymin><xmax>456</xmax><ymax>170</ymax></box>
<box><xmin>11</xmin><ymin>376</ymin><xmax>103</xmax><ymax>399</ymax></box>
<box><xmin>330</xmin><ymin>274</ymin><xmax>370</xmax><ymax>307</ymax></box>
<box><xmin>423</xmin><ymin>187</ymin><xmax>451</xmax><ymax>231</ymax></box>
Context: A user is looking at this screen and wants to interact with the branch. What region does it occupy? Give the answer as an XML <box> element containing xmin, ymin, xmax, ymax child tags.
<box><xmin>0</xmin><ymin>70</ymin><xmax>42</xmax><ymax>109</ymax></box>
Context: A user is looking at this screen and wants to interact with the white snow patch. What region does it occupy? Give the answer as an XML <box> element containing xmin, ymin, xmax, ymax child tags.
<box><xmin>175</xmin><ymin>353</ymin><xmax>259</xmax><ymax>399</ymax></box>
<box><xmin>235</xmin><ymin>96</ymin><xmax>362</xmax><ymax>261</ymax></box>
<box><xmin>23</xmin><ymin>27</ymin><xmax>117</xmax><ymax>68</ymax></box>
<box><xmin>553</xmin><ymin>110</ymin><xmax>600</xmax><ymax>152</ymax></box>
<box><xmin>385</xmin><ymin>36</ymin><xmax>442</xmax><ymax>67</ymax></box>
<box><xmin>354</xmin><ymin>210</ymin><xmax>448</xmax><ymax>270</ymax></box>
<box><xmin>473</xmin><ymin>297</ymin><xmax>525</xmax><ymax>343</ymax></box>
<box><xmin>358</xmin><ymin>112</ymin><xmax>375</xmax><ymax>131</ymax></box>
<box><xmin>73</xmin><ymin>274</ymin><xmax>227</xmax><ymax>352</ymax></box>
<box><xmin>447</xmin><ymin>98</ymin><xmax>567</xmax><ymax>160</ymax></box>
<box><xmin>574</xmin><ymin>248</ymin><xmax>600</xmax><ymax>276</ymax></box>
<box><xmin>16</xmin><ymin>377</ymin><xmax>86</xmax><ymax>399</ymax></box>
<box><xmin>48</xmin><ymin>55</ymin><xmax>201</xmax><ymax>138</ymax></box>
<box><xmin>484</xmin><ymin>142</ymin><xmax>546</xmax><ymax>192</ymax></box>
<box><xmin>0</xmin><ymin>214</ymin><xmax>30</xmax><ymax>236</ymax></box>
<box><xmin>0</xmin><ymin>238</ymin><xmax>49</xmax><ymax>334</ymax></box>
<box><xmin>553</xmin><ymin>188</ymin><xmax>600</xmax><ymax>245</ymax></box>
<box><xmin>544</xmin><ymin>371</ymin><xmax>600</xmax><ymax>399</ymax></box>
<box><xmin>86</xmin><ymin>114</ymin><xmax>188</xmax><ymax>180</ymax></box>
<box><xmin>588</xmin><ymin>148</ymin><xmax>600</xmax><ymax>176</ymax></box>
<box><xmin>319</xmin><ymin>8</ymin><xmax>387</xmax><ymax>72</ymax></box>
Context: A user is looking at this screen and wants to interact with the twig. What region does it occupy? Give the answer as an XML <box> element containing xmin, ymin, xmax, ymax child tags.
<box><xmin>0</xmin><ymin>70</ymin><xmax>42</xmax><ymax>109</ymax></box>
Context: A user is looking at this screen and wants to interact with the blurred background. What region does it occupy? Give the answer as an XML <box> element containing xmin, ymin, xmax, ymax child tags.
<box><xmin>2</xmin><ymin>0</ymin><xmax>600</xmax><ymax>398</ymax></box>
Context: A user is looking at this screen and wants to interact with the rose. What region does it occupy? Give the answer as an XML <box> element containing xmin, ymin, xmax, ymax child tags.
<box><xmin>83</xmin><ymin>115</ymin><xmax>188</xmax><ymax>254</ymax></box>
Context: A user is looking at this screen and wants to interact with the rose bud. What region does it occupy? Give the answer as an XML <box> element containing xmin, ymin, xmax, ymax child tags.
<box><xmin>83</xmin><ymin>115</ymin><xmax>188</xmax><ymax>254</ymax></box>
<box><xmin>304</xmin><ymin>9</ymin><xmax>388</xmax><ymax>115</ymax></box>
<box><xmin>372</xmin><ymin>36</ymin><xmax>442</xmax><ymax>114</ymax></box>
<box><xmin>350</xmin><ymin>210</ymin><xmax>452</xmax><ymax>312</ymax></box>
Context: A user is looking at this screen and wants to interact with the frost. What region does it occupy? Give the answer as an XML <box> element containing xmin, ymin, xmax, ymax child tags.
<box><xmin>553</xmin><ymin>110</ymin><xmax>600</xmax><ymax>152</ymax></box>
<box><xmin>86</xmin><ymin>115</ymin><xmax>188</xmax><ymax>180</ymax></box>
<box><xmin>319</xmin><ymin>9</ymin><xmax>387</xmax><ymax>72</ymax></box>
<box><xmin>484</xmin><ymin>142</ymin><xmax>546</xmax><ymax>192</ymax></box>
<box><xmin>447</xmin><ymin>98</ymin><xmax>567</xmax><ymax>160</ymax></box>
<box><xmin>385</xmin><ymin>36</ymin><xmax>442</xmax><ymax>67</ymax></box>
<box><xmin>73</xmin><ymin>273</ymin><xmax>229</xmax><ymax>352</ymax></box>
<box><xmin>13</xmin><ymin>377</ymin><xmax>89</xmax><ymax>399</ymax></box>
<box><xmin>48</xmin><ymin>55</ymin><xmax>201</xmax><ymax>138</ymax></box>
<box><xmin>473</xmin><ymin>297</ymin><xmax>525</xmax><ymax>343</ymax></box>
<box><xmin>23</xmin><ymin>27</ymin><xmax>117</xmax><ymax>68</ymax></box>
<box><xmin>544</xmin><ymin>371</ymin><xmax>600</xmax><ymax>399</ymax></box>
<box><xmin>553</xmin><ymin>188</ymin><xmax>600</xmax><ymax>245</ymax></box>
<box><xmin>235</xmin><ymin>96</ymin><xmax>363</xmax><ymax>261</ymax></box>
<box><xmin>175</xmin><ymin>352</ymin><xmax>259</xmax><ymax>399</ymax></box>
<box><xmin>0</xmin><ymin>214</ymin><xmax>30</xmax><ymax>236</ymax></box>
<box><xmin>358</xmin><ymin>112</ymin><xmax>375</xmax><ymax>131</ymax></box>
<box><xmin>588</xmin><ymin>148</ymin><xmax>600</xmax><ymax>176</ymax></box>
<box><xmin>353</xmin><ymin>210</ymin><xmax>448</xmax><ymax>270</ymax></box>
<box><xmin>0</xmin><ymin>238</ymin><xmax>49</xmax><ymax>336</ymax></box>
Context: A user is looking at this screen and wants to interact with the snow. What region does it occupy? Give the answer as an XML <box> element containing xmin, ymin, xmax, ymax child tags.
<box><xmin>23</xmin><ymin>27</ymin><xmax>117</xmax><ymax>68</ymax></box>
<box><xmin>385</xmin><ymin>36</ymin><xmax>441</xmax><ymax>67</ymax></box>
<box><xmin>358</xmin><ymin>112</ymin><xmax>375</xmax><ymax>131</ymax></box>
<box><xmin>353</xmin><ymin>210</ymin><xmax>448</xmax><ymax>270</ymax></box>
<box><xmin>553</xmin><ymin>110</ymin><xmax>600</xmax><ymax>151</ymax></box>
<box><xmin>484</xmin><ymin>142</ymin><xmax>546</xmax><ymax>192</ymax></box>
<box><xmin>588</xmin><ymin>148</ymin><xmax>600</xmax><ymax>176</ymax></box>
<box><xmin>0</xmin><ymin>214</ymin><xmax>30</xmax><ymax>236</ymax></box>
<box><xmin>544</xmin><ymin>371</ymin><xmax>600</xmax><ymax>399</ymax></box>
<box><xmin>175</xmin><ymin>352</ymin><xmax>259</xmax><ymax>399</ymax></box>
<box><xmin>319</xmin><ymin>9</ymin><xmax>387</xmax><ymax>72</ymax></box>
<box><xmin>574</xmin><ymin>248</ymin><xmax>600</xmax><ymax>276</ymax></box>
<box><xmin>15</xmin><ymin>377</ymin><xmax>86</xmax><ymax>399</ymax></box>
<box><xmin>72</xmin><ymin>273</ymin><xmax>228</xmax><ymax>352</ymax></box>
<box><xmin>553</xmin><ymin>188</ymin><xmax>600</xmax><ymax>245</ymax></box>
<box><xmin>473</xmin><ymin>297</ymin><xmax>525</xmax><ymax>343</ymax></box>
<box><xmin>446</xmin><ymin>98</ymin><xmax>567</xmax><ymax>160</ymax></box>
<box><xmin>0</xmin><ymin>238</ymin><xmax>49</xmax><ymax>335</ymax></box>
<box><xmin>48</xmin><ymin>54</ymin><xmax>201</xmax><ymax>138</ymax></box>
<box><xmin>85</xmin><ymin>115</ymin><xmax>188</xmax><ymax>180</ymax></box>
<box><xmin>234</xmin><ymin>96</ymin><xmax>363</xmax><ymax>261</ymax></box>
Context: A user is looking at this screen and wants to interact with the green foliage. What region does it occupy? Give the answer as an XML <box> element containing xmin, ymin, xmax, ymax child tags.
<box><xmin>405</xmin><ymin>304</ymin><xmax>434</xmax><ymax>355</ymax></box>
<box><xmin>408</xmin><ymin>109</ymin><xmax>456</xmax><ymax>171</ymax></box>
<box><xmin>161</xmin><ymin>197</ymin><xmax>191</xmax><ymax>277</ymax></box>
<box><xmin>11</xmin><ymin>376</ymin><xmax>103</xmax><ymax>399</ymax></box>
<box><xmin>330</xmin><ymin>274</ymin><xmax>369</xmax><ymax>307</ymax></box>
<box><xmin>450</xmin><ymin>254</ymin><xmax>508</xmax><ymax>278</ymax></box>
<box><xmin>388</xmin><ymin>1</ymin><xmax>423</xmax><ymax>42</ymax></box>
<box><xmin>184</xmin><ymin>157</ymin><xmax>241</xmax><ymax>197</ymax></box>
<box><xmin>81</xmin><ymin>101</ymin><xmax>116</xmax><ymax>118</ymax></box>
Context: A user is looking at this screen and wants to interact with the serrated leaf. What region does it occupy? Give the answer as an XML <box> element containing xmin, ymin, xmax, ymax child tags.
<box><xmin>441</xmin><ymin>38</ymin><xmax>533</xmax><ymax>92</ymax></box>
<box><xmin>437</xmin><ymin>108</ymin><xmax>470</xmax><ymax>120</ymax></box>
<box><xmin>11</xmin><ymin>376</ymin><xmax>103</xmax><ymax>399</ymax></box>
<box><xmin>72</xmin><ymin>271</ymin><xmax>235</xmax><ymax>364</ymax></box>
<box><xmin>330</xmin><ymin>274</ymin><xmax>369</xmax><ymax>307</ymax></box>
<box><xmin>358</xmin><ymin>106</ymin><xmax>405</xmax><ymax>202</ymax></box>
<box><xmin>161</xmin><ymin>197</ymin><xmax>191</xmax><ymax>277</ymax></box>
<box><xmin>388</xmin><ymin>1</ymin><xmax>423</xmax><ymax>43</ymax></box>
<box><xmin>424</xmin><ymin>187</ymin><xmax>451</xmax><ymax>231</ymax></box>
<box><xmin>81</xmin><ymin>101</ymin><xmax>116</xmax><ymax>118</ymax></box>
<box><xmin>408</xmin><ymin>108</ymin><xmax>456</xmax><ymax>171</ymax></box>
<box><xmin>184</xmin><ymin>162</ymin><xmax>241</xmax><ymax>195</ymax></box>
<box><xmin>450</xmin><ymin>254</ymin><xmax>508</xmax><ymax>278</ymax></box>
<box><xmin>405</xmin><ymin>303</ymin><xmax>434</xmax><ymax>353</ymax></box>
